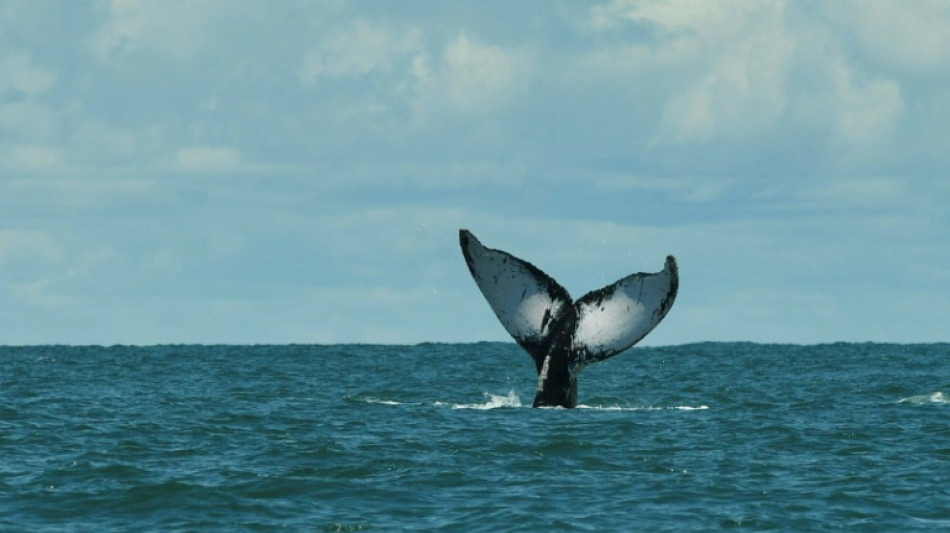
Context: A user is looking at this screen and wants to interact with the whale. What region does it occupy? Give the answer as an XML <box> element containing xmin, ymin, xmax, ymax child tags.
<box><xmin>459</xmin><ymin>229</ymin><xmax>678</xmax><ymax>408</ymax></box>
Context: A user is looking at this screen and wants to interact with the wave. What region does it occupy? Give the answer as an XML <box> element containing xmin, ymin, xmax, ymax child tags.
<box><xmin>577</xmin><ymin>404</ymin><xmax>709</xmax><ymax>411</ymax></box>
<box><xmin>436</xmin><ymin>391</ymin><xmax>524</xmax><ymax>410</ymax></box>
<box><xmin>349</xmin><ymin>391</ymin><xmax>709</xmax><ymax>411</ymax></box>
<box><xmin>344</xmin><ymin>394</ymin><xmax>405</xmax><ymax>406</ymax></box>
<box><xmin>364</xmin><ymin>398</ymin><xmax>403</xmax><ymax>406</ymax></box>
<box><xmin>438</xmin><ymin>392</ymin><xmax>708</xmax><ymax>411</ymax></box>
<box><xmin>898</xmin><ymin>392</ymin><xmax>950</xmax><ymax>404</ymax></box>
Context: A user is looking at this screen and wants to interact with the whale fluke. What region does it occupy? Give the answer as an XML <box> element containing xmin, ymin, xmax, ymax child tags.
<box><xmin>459</xmin><ymin>229</ymin><xmax>678</xmax><ymax>408</ymax></box>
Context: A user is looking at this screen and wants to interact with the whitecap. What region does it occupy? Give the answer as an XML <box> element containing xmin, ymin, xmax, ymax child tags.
<box><xmin>345</xmin><ymin>394</ymin><xmax>404</xmax><ymax>406</ymax></box>
<box><xmin>898</xmin><ymin>392</ymin><xmax>949</xmax><ymax>404</ymax></box>
<box><xmin>576</xmin><ymin>404</ymin><xmax>709</xmax><ymax>411</ymax></box>
<box><xmin>368</xmin><ymin>399</ymin><xmax>403</xmax><ymax>406</ymax></box>
<box><xmin>438</xmin><ymin>390</ymin><xmax>524</xmax><ymax>410</ymax></box>
<box><xmin>434</xmin><ymin>394</ymin><xmax>709</xmax><ymax>411</ymax></box>
<box><xmin>673</xmin><ymin>405</ymin><xmax>710</xmax><ymax>411</ymax></box>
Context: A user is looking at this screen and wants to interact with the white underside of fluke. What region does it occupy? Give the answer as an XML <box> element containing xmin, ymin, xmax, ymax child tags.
<box><xmin>460</xmin><ymin>229</ymin><xmax>677</xmax><ymax>368</ymax></box>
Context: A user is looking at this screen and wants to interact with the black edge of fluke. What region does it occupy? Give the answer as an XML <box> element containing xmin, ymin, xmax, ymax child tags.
<box><xmin>458</xmin><ymin>228</ymin><xmax>679</xmax><ymax>408</ymax></box>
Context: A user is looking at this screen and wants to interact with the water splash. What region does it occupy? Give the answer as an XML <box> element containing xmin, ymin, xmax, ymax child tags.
<box><xmin>577</xmin><ymin>404</ymin><xmax>709</xmax><ymax>411</ymax></box>
<box><xmin>898</xmin><ymin>392</ymin><xmax>949</xmax><ymax>404</ymax></box>
<box><xmin>344</xmin><ymin>394</ymin><xmax>404</xmax><ymax>406</ymax></box>
<box><xmin>433</xmin><ymin>393</ymin><xmax>708</xmax><ymax>411</ymax></box>
<box><xmin>366</xmin><ymin>399</ymin><xmax>402</xmax><ymax>406</ymax></box>
<box><xmin>437</xmin><ymin>391</ymin><xmax>524</xmax><ymax>410</ymax></box>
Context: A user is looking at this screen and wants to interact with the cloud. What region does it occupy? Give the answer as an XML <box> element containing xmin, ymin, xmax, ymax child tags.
<box><xmin>580</xmin><ymin>0</ymin><xmax>913</xmax><ymax>156</ymax></box>
<box><xmin>435</xmin><ymin>33</ymin><xmax>533</xmax><ymax>111</ymax></box>
<box><xmin>593</xmin><ymin>174</ymin><xmax>729</xmax><ymax>203</ymax></box>
<box><xmin>299</xmin><ymin>23</ymin><xmax>533</xmax><ymax>117</ymax></box>
<box><xmin>0</xmin><ymin>52</ymin><xmax>57</xmax><ymax>96</ymax></box>
<box><xmin>0</xmin><ymin>230</ymin><xmax>62</xmax><ymax>267</ymax></box>
<box><xmin>3</xmin><ymin>1</ymin><xmax>950</xmax><ymax>344</ymax></box>
<box><xmin>9</xmin><ymin>279</ymin><xmax>74</xmax><ymax>309</ymax></box>
<box><xmin>582</xmin><ymin>2</ymin><xmax>797</xmax><ymax>144</ymax></box>
<box><xmin>824</xmin><ymin>0</ymin><xmax>950</xmax><ymax>72</ymax></box>
<box><xmin>175</xmin><ymin>146</ymin><xmax>243</xmax><ymax>173</ymax></box>
<box><xmin>1</xmin><ymin>144</ymin><xmax>64</xmax><ymax>172</ymax></box>
<box><xmin>657</xmin><ymin>8</ymin><xmax>793</xmax><ymax>142</ymax></box>
<box><xmin>590</xmin><ymin>0</ymin><xmax>772</xmax><ymax>41</ymax></box>
<box><xmin>827</xmin><ymin>56</ymin><xmax>904</xmax><ymax>144</ymax></box>
<box><xmin>299</xmin><ymin>20</ymin><xmax>423</xmax><ymax>85</ymax></box>
<box><xmin>90</xmin><ymin>0</ymin><xmax>224</xmax><ymax>60</ymax></box>
<box><xmin>0</xmin><ymin>101</ymin><xmax>60</xmax><ymax>143</ymax></box>
<box><xmin>802</xmin><ymin>177</ymin><xmax>908</xmax><ymax>208</ymax></box>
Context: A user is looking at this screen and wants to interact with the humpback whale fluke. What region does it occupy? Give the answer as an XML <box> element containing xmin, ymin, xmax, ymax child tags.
<box><xmin>459</xmin><ymin>229</ymin><xmax>678</xmax><ymax>408</ymax></box>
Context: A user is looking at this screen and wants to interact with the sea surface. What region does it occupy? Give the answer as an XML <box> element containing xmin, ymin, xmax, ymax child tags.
<box><xmin>2</xmin><ymin>342</ymin><xmax>949</xmax><ymax>531</ymax></box>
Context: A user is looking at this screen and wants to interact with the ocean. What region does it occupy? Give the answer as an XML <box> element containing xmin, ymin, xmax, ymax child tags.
<box><xmin>2</xmin><ymin>342</ymin><xmax>948</xmax><ymax>531</ymax></box>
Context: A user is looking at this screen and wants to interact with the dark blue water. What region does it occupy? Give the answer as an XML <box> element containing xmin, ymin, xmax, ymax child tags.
<box><xmin>2</xmin><ymin>343</ymin><xmax>949</xmax><ymax>531</ymax></box>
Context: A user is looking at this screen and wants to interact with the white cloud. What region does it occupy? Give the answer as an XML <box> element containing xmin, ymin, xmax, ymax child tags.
<box><xmin>0</xmin><ymin>52</ymin><xmax>57</xmax><ymax>96</ymax></box>
<box><xmin>802</xmin><ymin>177</ymin><xmax>908</xmax><ymax>208</ymax></box>
<box><xmin>583</xmin><ymin>1</ymin><xmax>796</xmax><ymax>144</ymax></box>
<box><xmin>0</xmin><ymin>101</ymin><xmax>60</xmax><ymax>142</ymax></box>
<box><xmin>1</xmin><ymin>175</ymin><xmax>159</xmax><ymax>212</ymax></box>
<box><xmin>63</xmin><ymin>246</ymin><xmax>120</xmax><ymax>282</ymax></box>
<box><xmin>825</xmin><ymin>0</ymin><xmax>950</xmax><ymax>72</ymax></box>
<box><xmin>1</xmin><ymin>144</ymin><xmax>64</xmax><ymax>172</ymax></box>
<box><xmin>591</xmin><ymin>0</ymin><xmax>764</xmax><ymax>39</ymax></box>
<box><xmin>68</xmin><ymin>117</ymin><xmax>152</xmax><ymax>165</ymax></box>
<box><xmin>299</xmin><ymin>20</ymin><xmax>423</xmax><ymax>85</ymax></box>
<box><xmin>407</xmin><ymin>32</ymin><xmax>534</xmax><ymax>118</ymax></box>
<box><xmin>828</xmin><ymin>56</ymin><xmax>904</xmax><ymax>144</ymax></box>
<box><xmin>582</xmin><ymin>0</ymin><xmax>912</xmax><ymax>151</ymax></box>
<box><xmin>0</xmin><ymin>230</ymin><xmax>62</xmax><ymax>266</ymax></box>
<box><xmin>175</xmin><ymin>146</ymin><xmax>243</xmax><ymax>173</ymax></box>
<box><xmin>607</xmin><ymin>1</ymin><xmax>791</xmax><ymax>143</ymax></box>
<box><xmin>90</xmin><ymin>0</ymin><xmax>224</xmax><ymax>60</ymax></box>
<box><xmin>9</xmin><ymin>279</ymin><xmax>74</xmax><ymax>309</ymax></box>
<box><xmin>593</xmin><ymin>174</ymin><xmax>729</xmax><ymax>203</ymax></box>
<box><xmin>300</xmin><ymin>24</ymin><xmax>533</xmax><ymax>115</ymax></box>
<box><xmin>663</xmin><ymin>36</ymin><xmax>792</xmax><ymax>142</ymax></box>
<box><xmin>438</xmin><ymin>33</ymin><xmax>532</xmax><ymax>111</ymax></box>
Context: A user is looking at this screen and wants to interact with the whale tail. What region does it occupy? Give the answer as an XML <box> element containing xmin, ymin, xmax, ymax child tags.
<box><xmin>459</xmin><ymin>229</ymin><xmax>678</xmax><ymax>376</ymax></box>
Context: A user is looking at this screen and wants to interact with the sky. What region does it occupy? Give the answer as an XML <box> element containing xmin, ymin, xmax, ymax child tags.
<box><xmin>2</xmin><ymin>0</ymin><xmax>950</xmax><ymax>346</ymax></box>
